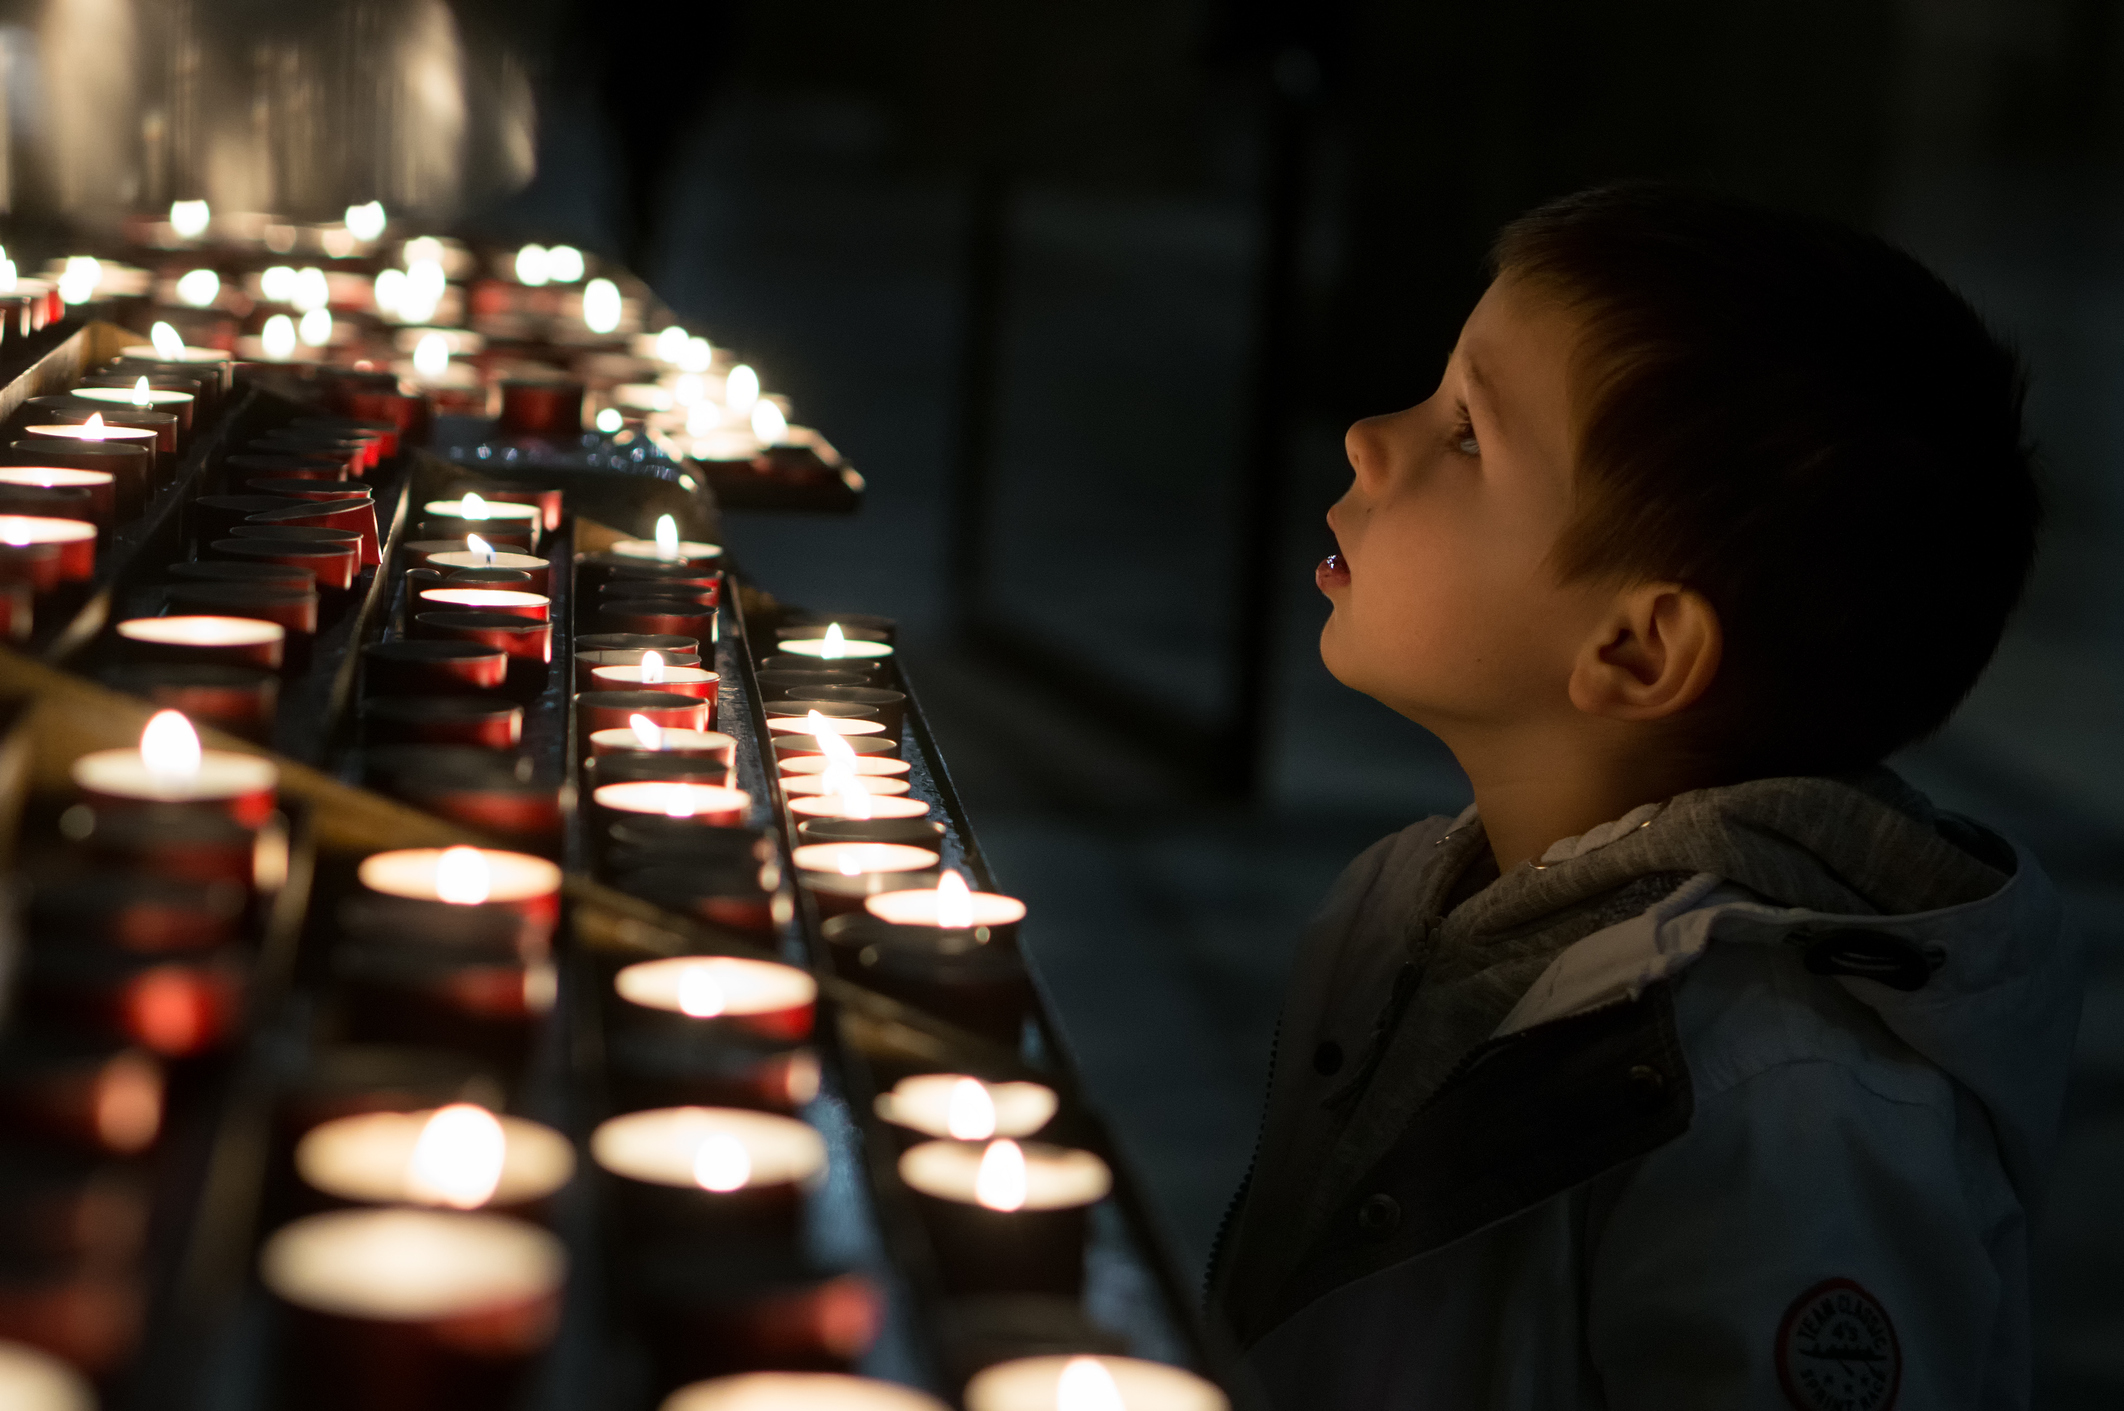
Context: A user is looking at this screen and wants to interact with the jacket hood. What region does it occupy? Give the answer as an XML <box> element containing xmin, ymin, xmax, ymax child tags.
<box><xmin>1496</xmin><ymin>768</ymin><xmax>2082</xmax><ymax>1207</ymax></box>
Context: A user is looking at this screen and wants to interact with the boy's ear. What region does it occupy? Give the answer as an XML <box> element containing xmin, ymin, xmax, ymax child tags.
<box><xmin>1567</xmin><ymin>582</ymin><xmax>1722</xmax><ymax>723</ymax></box>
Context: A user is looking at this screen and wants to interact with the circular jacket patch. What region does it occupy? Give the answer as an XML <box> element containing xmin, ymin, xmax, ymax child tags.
<box><xmin>1776</xmin><ymin>1277</ymin><xmax>1901</xmax><ymax>1411</ymax></box>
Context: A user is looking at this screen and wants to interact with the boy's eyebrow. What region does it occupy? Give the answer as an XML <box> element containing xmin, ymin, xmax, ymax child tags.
<box><xmin>1463</xmin><ymin>351</ymin><xmax>1504</xmax><ymax>429</ymax></box>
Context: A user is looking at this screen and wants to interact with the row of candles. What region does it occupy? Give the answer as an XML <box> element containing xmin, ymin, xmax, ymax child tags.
<box><xmin>0</xmin><ymin>234</ymin><xmax>1219</xmax><ymax>1408</ymax></box>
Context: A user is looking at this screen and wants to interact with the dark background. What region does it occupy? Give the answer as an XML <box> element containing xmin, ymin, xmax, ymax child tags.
<box><xmin>481</xmin><ymin>3</ymin><xmax>2124</xmax><ymax>1401</ymax></box>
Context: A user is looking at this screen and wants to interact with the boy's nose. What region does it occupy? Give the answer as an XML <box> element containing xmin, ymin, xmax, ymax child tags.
<box><xmin>1344</xmin><ymin>414</ymin><xmax>1394</xmax><ymax>490</ymax></box>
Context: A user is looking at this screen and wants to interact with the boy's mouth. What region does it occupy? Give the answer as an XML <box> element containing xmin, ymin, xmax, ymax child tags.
<box><xmin>1316</xmin><ymin>552</ymin><xmax>1350</xmax><ymax>592</ymax></box>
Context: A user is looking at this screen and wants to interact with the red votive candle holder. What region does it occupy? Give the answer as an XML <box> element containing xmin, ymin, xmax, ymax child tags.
<box><xmin>416</xmin><ymin>588</ymin><xmax>550</xmax><ymax>622</ymax></box>
<box><xmin>363</xmin><ymin>640</ymin><xmax>509</xmax><ymax>694</ymax></box>
<box><xmin>71</xmin><ymin>712</ymin><xmax>279</xmax><ymax>828</ymax></box>
<box><xmin>208</xmin><ymin>537</ymin><xmax>356</xmax><ymax>591</ymax></box>
<box><xmin>192</xmin><ymin>494</ymin><xmax>300</xmax><ymax>545</ymax></box>
<box><xmin>599</xmin><ymin>599</ymin><xmax>716</xmax><ymax>640</ymax></box>
<box><xmin>5</xmin><ymin>441</ymin><xmax>151</xmax><ymax>516</ymax></box>
<box><xmin>117</xmin><ymin>616</ymin><xmax>286</xmax><ymax>671</ymax></box>
<box><xmin>425</xmin><ymin>548</ymin><xmax>550</xmax><ymax>591</ymax></box>
<box><xmin>415</xmin><ymin>612</ymin><xmax>553</xmax><ymax>676</ymax></box>
<box><xmin>0</xmin><ymin>515</ymin><xmax>95</xmax><ymax>582</ymax></box>
<box><xmin>612</xmin><ymin>956</ymin><xmax>817</xmax><ymax>1045</ymax></box>
<box><xmin>592</xmin><ymin>781</ymin><xmax>752</xmax><ymax>828</ymax></box>
<box><xmin>591</xmin><ymin>1106</ymin><xmax>825</xmax><ymax>1241</ymax></box>
<box><xmin>497</xmin><ymin>379</ymin><xmax>584</xmax><ymax>437</ymax></box>
<box><xmin>579</xmin><ymin>690</ymin><xmax>710</xmax><ymax>736</ymax></box>
<box><xmin>364</xmin><ymin>697</ymin><xmax>524</xmax><ymax>749</ymax></box>
<box><xmin>105</xmin><ymin>663</ymin><xmax>278</xmax><ymax>742</ymax></box>
<box><xmin>166</xmin><ymin>580</ymin><xmax>319</xmax><ymax>635</ymax></box>
<box><xmin>0</xmin><ymin>539</ymin><xmax>63</xmax><ymax>593</ymax></box>
<box><xmin>590</xmin><ymin>661</ymin><xmax>719</xmax><ymax>702</ymax></box>
<box><xmin>247</xmin><ymin>498</ymin><xmax>380</xmax><ymax>565</ymax></box>
<box><xmin>356</xmin><ymin>846</ymin><xmax>564</xmax><ymax>935</ymax></box>
<box><xmin>0</xmin><ymin>467</ymin><xmax>116</xmax><ymax>526</ymax></box>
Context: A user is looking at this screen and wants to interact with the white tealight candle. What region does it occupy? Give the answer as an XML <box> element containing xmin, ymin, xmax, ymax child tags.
<box><xmin>779</xmin><ymin>753</ymin><xmax>911</xmax><ymax>779</ymax></box>
<box><xmin>358</xmin><ymin>846</ymin><xmax>562</xmax><ymax>907</ymax></box>
<box><xmin>71</xmin><ymin>710</ymin><xmax>278</xmax><ymax>825</ymax></box>
<box><xmin>591</xmin><ymin>1107</ymin><xmax>825</xmax><ymax>1191</ymax></box>
<box><xmin>866</xmin><ymin>872</ymin><xmax>1026</xmax><ymax>929</ymax></box>
<box><xmin>295</xmin><ymin>1104</ymin><xmax>575</xmax><ymax>1209</ymax></box>
<box><xmin>790</xmin><ymin>842</ymin><xmax>939</xmax><ymax>876</ymax></box>
<box><xmin>260</xmin><ymin>1207</ymin><xmax>565</xmax><ymax>1323</ymax></box>
<box><xmin>965</xmin><ymin>1355</ymin><xmax>1228</xmax><ymax>1411</ymax></box>
<box><xmin>592</xmin><ymin>781</ymin><xmax>751</xmax><ymax>824</ymax></box>
<box><xmin>117</xmin><ymin>615</ymin><xmax>285</xmax><ymax>668</ymax></box>
<box><xmin>591</xmin><ymin>662</ymin><xmax>719</xmax><ymax>695</ymax></box>
<box><xmin>661</xmin><ymin>1373</ymin><xmax>948</xmax><ymax>1411</ymax></box>
<box><xmin>788</xmin><ymin>793</ymin><xmax>931</xmax><ymax>823</ymax></box>
<box><xmin>72</xmin><ymin>384</ymin><xmax>195</xmax><ymax>413</ymax></box>
<box><xmin>764</xmin><ymin>715</ymin><xmax>886</xmax><ymax>739</ymax></box>
<box><xmin>874</xmin><ymin>1075</ymin><xmax>1058</xmax><ymax>1141</ymax></box>
<box><xmin>588</xmin><ymin>724</ymin><xmax>735</xmax><ymax>759</ymax></box>
<box><xmin>614</xmin><ymin>956</ymin><xmax>816</xmax><ymax>1020</ymax></box>
<box><xmin>0</xmin><ymin>514</ymin><xmax>98</xmax><ymax>581</ymax></box>
<box><xmin>0</xmin><ymin>1340</ymin><xmax>93</xmax><ymax>1411</ymax></box>
<box><xmin>780</xmin><ymin>774</ymin><xmax>911</xmax><ymax>798</ymax></box>
<box><xmin>610</xmin><ymin>513</ymin><xmax>722</xmax><ymax>566</ymax></box>
<box><xmin>426</xmin><ymin>547</ymin><xmax>549</xmax><ymax>579</ymax></box>
<box><xmin>898</xmin><ymin>1140</ymin><xmax>1110</xmax><ymax>1213</ymax></box>
<box><xmin>779</xmin><ymin>624</ymin><xmax>892</xmax><ymax>663</ymax></box>
<box><xmin>423</xmin><ymin>495</ymin><xmax>539</xmax><ymax>530</ymax></box>
<box><xmin>415</xmin><ymin>587</ymin><xmax>551</xmax><ymax>620</ymax></box>
<box><xmin>125</xmin><ymin>324</ymin><xmax>231</xmax><ymax>366</ymax></box>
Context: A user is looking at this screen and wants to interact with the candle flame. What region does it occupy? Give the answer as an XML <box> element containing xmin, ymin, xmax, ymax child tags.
<box><xmin>628</xmin><ymin>713</ymin><xmax>662</xmax><ymax>750</ymax></box>
<box><xmin>1056</xmin><ymin>1357</ymin><xmax>1127</xmax><ymax>1411</ymax></box>
<box><xmin>639</xmin><ymin>650</ymin><xmax>665</xmax><ymax>684</ymax></box>
<box><xmin>345</xmin><ymin>200</ymin><xmax>387</xmax><ymax>241</ymax></box>
<box><xmin>837</xmin><ymin>849</ymin><xmax>864</xmax><ymax>877</ymax></box>
<box><xmin>677</xmin><ymin>963</ymin><xmax>726</xmax><ymax>1017</ymax></box>
<box><xmin>583</xmin><ymin>277</ymin><xmax>622</xmax><ymax>334</ymax></box>
<box><xmin>465</xmin><ymin>533</ymin><xmax>495</xmax><ymax>562</ymax></box>
<box><xmin>515</xmin><ymin>244</ymin><xmax>550</xmax><ymax>286</ymax></box>
<box><xmin>751</xmin><ymin>399</ymin><xmax>788</xmax><ymax>445</ymax></box>
<box><xmin>79</xmin><ymin>413</ymin><xmax>109</xmax><ymax>441</ymax></box>
<box><xmin>831</xmin><ymin>769</ymin><xmax>874</xmax><ymax>821</ymax></box>
<box><xmin>663</xmin><ymin>786</ymin><xmax>695</xmax><ymax>818</ymax></box>
<box><xmin>815</xmin><ymin>729</ymin><xmax>859</xmax><ymax>771</ymax></box>
<box><xmin>805</xmin><ymin>710</ymin><xmax>842</xmax><ymax>760</ymax></box>
<box><xmin>434</xmin><ymin>846</ymin><xmax>491</xmax><ymax>906</ymax></box>
<box><xmin>131</xmin><ymin>376</ymin><xmax>152</xmax><ymax>408</ymax></box>
<box><xmin>693</xmin><ymin>1132</ymin><xmax>752</xmax><ymax>1192</ymax></box>
<box><xmin>975</xmin><ymin>1138</ymin><xmax>1028</xmax><ymax>1212</ymax></box>
<box><xmin>176</xmin><ymin>268</ymin><xmax>220</xmax><ymax>308</ymax></box>
<box><xmin>936</xmin><ymin>870</ymin><xmax>975</xmax><ymax>930</ymax></box>
<box><xmin>413</xmin><ymin>331</ymin><xmax>451</xmax><ymax>380</ymax></box>
<box><xmin>820</xmin><ymin>623</ymin><xmax>847</xmax><ymax>659</ymax></box>
<box><xmin>459</xmin><ymin>493</ymin><xmax>489</xmax><ymax>519</ymax></box>
<box><xmin>680</xmin><ymin>336</ymin><xmax>714</xmax><ymax>373</ymax></box>
<box><xmin>405</xmin><ymin>1103</ymin><xmax>506</xmax><ymax>1209</ymax></box>
<box><xmin>169</xmin><ymin>198</ymin><xmax>210</xmax><ymax>239</ymax></box>
<box><xmin>655</xmin><ymin>514</ymin><xmax>679</xmax><ymax>559</ymax></box>
<box><xmin>655</xmin><ymin>325</ymin><xmax>689</xmax><ymax>363</ymax></box>
<box><xmin>140</xmin><ymin>710</ymin><xmax>201</xmax><ymax>782</ymax></box>
<box><xmin>261</xmin><ymin>314</ymin><xmax>297</xmax><ymax>360</ymax></box>
<box><xmin>725</xmin><ymin>363</ymin><xmax>759</xmax><ymax>413</ymax></box>
<box><xmin>150</xmin><ymin>322</ymin><xmax>185</xmax><ymax>360</ymax></box>
<box><xmin>947</xmin><ymin>1078</ymin><xmax>997</xmax><ymax>1141</ymax></box>
<box><xmin>298</xmin><ymin>308</ymin><xmax>333</xmax><ymax>347</ymax></box>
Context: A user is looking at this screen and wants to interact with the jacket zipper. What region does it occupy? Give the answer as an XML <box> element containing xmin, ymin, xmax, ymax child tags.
<box><xmin>1204</xmin><ymin>1015</ymin><xmax>1280</xmax><ymax>1300</ymax></box>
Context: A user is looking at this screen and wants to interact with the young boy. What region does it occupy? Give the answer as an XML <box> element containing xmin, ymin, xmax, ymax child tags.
<box><xmin>1206</xmin><ymin>184</ymin><xmax>2081</xmax><ymax>1409</ymax></box>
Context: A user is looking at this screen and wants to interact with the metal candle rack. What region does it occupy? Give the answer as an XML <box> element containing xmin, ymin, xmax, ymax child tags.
<box><xmin>0</xmin><ymin>321</ymin><xmax>1245</xmax><ymax>1410</ymax></box>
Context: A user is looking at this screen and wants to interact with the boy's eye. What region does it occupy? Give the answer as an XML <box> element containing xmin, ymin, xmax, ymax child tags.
<box><xmin>1451</xmin><ymin>412</ymin><xmax>1479</xmax><ymax>457</ymax></box>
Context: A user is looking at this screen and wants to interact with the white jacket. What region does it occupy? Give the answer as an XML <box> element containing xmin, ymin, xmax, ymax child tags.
<box><xmin>1211</xmin><ymin>784</ymin><xmax>2081</xmax><ymax>1411</ymax></box>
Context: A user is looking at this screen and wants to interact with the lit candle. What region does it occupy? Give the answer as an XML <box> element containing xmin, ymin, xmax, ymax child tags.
<box><xmin>422</xmin><ymin>493</ymin><xmax>540</xmax><ymax>548</ymax></box>
<box><xmin>591</xmin><ymin>650</ymin><xmax>720</xmax><ymax>700</ymax></box>
<box><xmin>898</xmin><ymin>1139</ymin><xmax>1112</xmax><ymax>1295</ymax></box>
<box><xmin>592</xmin><ymin>1107</ymin><xmax>825</xmax><ymax>1194</ymax></box>
<box><xmin>787</xmin><ymin>791</ymin><xmax>930</xmax><ymax>824</ymax></box>
<box><xmin>577</xmin><ymin>690</ymin><xmax>708</xmax><ymax>737</ymax></box>
<box><xmin>117</xmin><ymin>615</ymin><xmax>285</xmax><ymax>670</ymax></box>
<box><xmin>414</xmin><ymin>587</ymin><xmax>551</xmax><ymax>622</ymax></box>
<box><xmin>259</xmin><ymin>1206</ymin><xmax>564</xmax><ymax>1339</ymax></box>
<box><xmin>70</xmin><ymin>379</ymin><xmax>197</xmax><ymax>427</ymax></box>
<box><xmin>778</xmin><ymin>773</ymin><xmax>911</xmax><ymax>798</ymax></box>
<box><xmin>866</xmin><ymin>871</ymin><xmax>1026</xmax><ymax>930</ymax></box>
<box><xmin>0</xmin><ymin>1339</ymin><xmax>95</xmax><ymax>1411</ymax></box>
<box><xmin>874</xmin><ymin>1075</ymin><xmax>1058</xmax><ymax>1141</ymax></box>
<box><xmin>426</xmin><ymin>541</ymin><xmax>550</xmax><ymax>590</ymax></box>
<box><xmin>614</xmin><ymin>956</ymin><xmax>817</xmax><ymax>1041</ymax></box>
<box><xmin>358</xmin><ymin>846</ymin><xmax>563</xmax><ymax>928</ymax></box>
<box><xmin>779</xmin><ymin>753</ymin><xmax>911</xmax><ymax>780</ymax></box>
<box><xmin>21</xmin><ymin>413</ymin><xmax>158</xmax><ymax>459</ymax></box>
<box><xmin>0</xmin><ymin>514</ymin><xmax>96</xmax><ymax>582</ymax></box>
<box><xmin>965</xmin><ymin>1356</ymin><xmax>1228</xmax><ymax>1411</ymax></box>
<box><xmin>778</xmin><ymin>623</ymin><xmax>893</xmax><ymax>665</ymax></box>
<box><xmin>608</xmin><ymin>514</ymin><xmax>723</xmax><ymax>569</ymax></box>
<box><xmin>764</xmin><ymin>709</ymin><xmax>886</xmax><ymax>740</ymax></box>
<box><xmin>588</xmin><ymin>718</ymin><xmax>735</xmax><ymax>761</ymax></box>
<box><xmin>789</xmin><ymin>841</ymin><xmax>940</xmax><ymax>917</ymax></box>
<box><xmin>295</xmin><ymin>1104</ymin><xmax>575</xmax><ymax>1210</ymax></box>
<box><xmin>0</xmin><ymin>466</ymin><xmax>116</xmax><ymax>525</ymax></box>
<box><xmin>659</xmin><ymin>1374</ymin><xmax>948</xmax><ymax>1411</ymax></box>
<box><xmin>592</xmin><ymin>781</ymin><xmax>751</xmax><ymax>827</ymax></box>
<box><xmin>71</xmin><ymin>710</ymin><xmax>278</xmax><ymax>826</ymax></box>
<box><xmin>123</xmin><ymin>322</ymin><xmax>232</xmax><ymax>369</ymax></box>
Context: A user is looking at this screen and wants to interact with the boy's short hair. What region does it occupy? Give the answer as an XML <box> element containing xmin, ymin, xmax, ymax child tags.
<box><xmin>1492</xmin><ymin>183</ymin><xmax>2038</xmax><ymax>777</ymax></box>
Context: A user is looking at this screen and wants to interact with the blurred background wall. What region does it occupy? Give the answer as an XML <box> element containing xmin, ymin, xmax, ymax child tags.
<box><xmin>477</xmin><ymin>2</ymin><xmax>2124</xmax><ymax>1402</ymax></box>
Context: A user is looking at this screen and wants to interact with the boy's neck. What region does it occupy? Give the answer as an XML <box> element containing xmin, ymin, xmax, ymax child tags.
<box><xmin>1448</xmin><ymin>725</ymin><xmax>1722</xmax><ymax>874</ymax></box>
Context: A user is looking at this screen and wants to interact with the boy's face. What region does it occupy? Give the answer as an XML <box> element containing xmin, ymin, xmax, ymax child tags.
<box><xmin>1320</xmin><ymin>276</ymin><xmax>1609</xmax><ymax>738</ymax></box>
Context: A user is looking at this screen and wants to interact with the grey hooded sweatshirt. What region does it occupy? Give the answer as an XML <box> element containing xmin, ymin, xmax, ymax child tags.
<box><xmin>1207</xmin><ymin>772</ymin><xmax>2080</xmax><ymax>1410</ymax></box>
